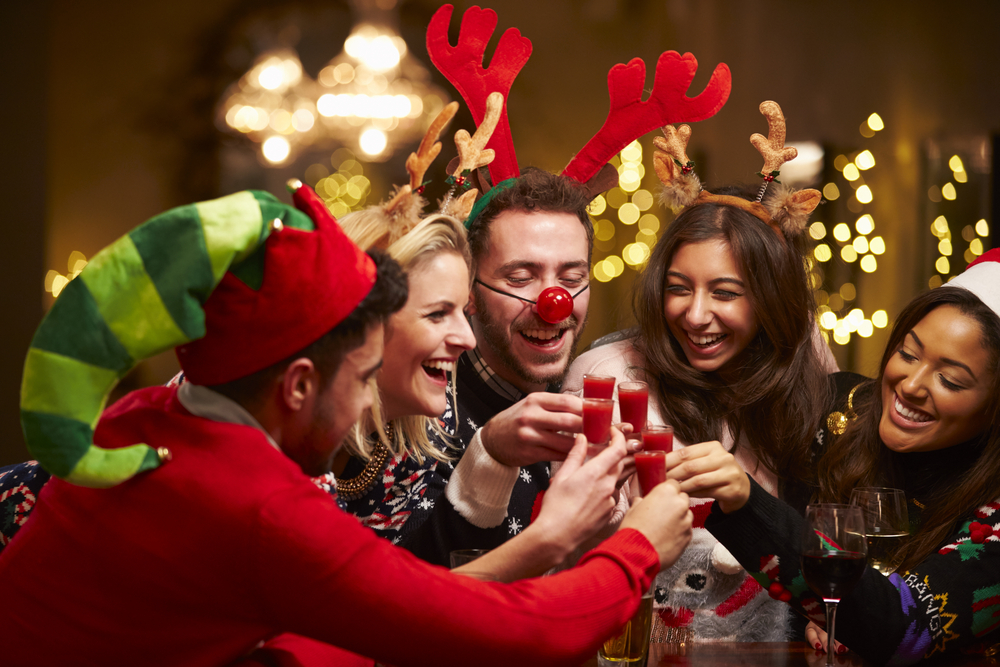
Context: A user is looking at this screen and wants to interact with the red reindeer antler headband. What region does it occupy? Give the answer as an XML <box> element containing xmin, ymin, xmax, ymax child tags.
<box><xmin>427</xmin><ymin>4</ymin><xmax>732</xmax><ymax>196</ymax></box>
<box><xmin>561</xmin><ymin>51</ymin><xmax>731</xmax><ymax>186</ymax></box>
<box><xmin>427</xmin><ymin>5</ymin><xmax>529</xmax><ymax>185</ymax></box>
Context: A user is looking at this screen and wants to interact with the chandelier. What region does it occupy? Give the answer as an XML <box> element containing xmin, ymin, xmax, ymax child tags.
<box><xmin>217</xmin><ymin>2</ymin><xmax>448</xmax><ymax>165</ymax></box>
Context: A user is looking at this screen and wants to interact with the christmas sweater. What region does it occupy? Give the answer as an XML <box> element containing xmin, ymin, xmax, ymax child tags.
<box><xmin>338</xmin><ymin>388</ymin><xmax>460</xmax><ymax>545</ymax></box>
<box><xmin>0</xmin><ymin>385</ymin><xmax>660</xmax><ymax>666</ymax></box>
<box><xmin>0</xmin><ymin>460</ymin><xmax>49</xmax><ymax>552</ymax></box>
<box><xmin>705</xmin><ymin>372</ymin><xmax>1000</xmax><ymax>665</ymax></box>
<box><xmin>361</xmin><ymin>351</ymin><xmax>552</xmax><ymax>565</ymax></box>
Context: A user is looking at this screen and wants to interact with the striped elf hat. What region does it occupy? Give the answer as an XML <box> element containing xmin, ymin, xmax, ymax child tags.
<box><xmin>20</xmin><ymin>184</ymin><xmax>374</xmax><ymax>488</ymax></box>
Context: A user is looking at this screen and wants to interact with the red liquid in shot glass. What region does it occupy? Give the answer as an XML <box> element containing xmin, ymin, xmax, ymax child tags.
<box><xmin>641</xmin><ymin>426</ymin><xmax>674</xmax><ymax>453</ymax></box>
<box><xmin>582</xmin><ymin>398</ymin><xmax>614</xmax><ymax>445</ymax></box>
<box><xmin>583</xmin><ymin>375</ymin><xmax>615</xmax><ymax>400</ymax></box>
<box><xmin>617</xmin><ymin>382</ymin><xmax>648</xmax><ymax>434</ymax></box>
<box><xmin>634</xmin><ymin>451</ymin><xmax>667</xmax><ymax>496</ymax></box>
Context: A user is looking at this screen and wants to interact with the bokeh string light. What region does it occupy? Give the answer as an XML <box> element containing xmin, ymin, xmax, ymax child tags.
<box><xmin>305</xmin><ymin>148</ymin><xmax>372</xmax><ymax>218</ymax></box>
<box><xmin>927</xmin><ymin>149</ymin><xmax>990</xmax><ymax>289</ymax></box>
<box><xmin>590</xmin><ymin>141</ymin><xmax>658</xmax><ymax>283</ymax></box>
<box><xmin>44</xmin><ymin>251</ymin><xmax>88</xmax><ymax>298</ymax></box>
<box><xmin>809</xmin><ymin>113</ymin><xmax>887</xmax><ymax>346</ymax></box>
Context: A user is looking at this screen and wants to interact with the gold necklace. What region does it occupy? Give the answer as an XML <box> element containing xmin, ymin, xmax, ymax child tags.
<box><xmin>826</xmin><ymin>383</ymin><xmax>862</xmax><ymax>436</ymax></box>
<box><xmin>337</xmin><ymin>423</ymin><xmax>394</xmax><ymax>501</ymax></box>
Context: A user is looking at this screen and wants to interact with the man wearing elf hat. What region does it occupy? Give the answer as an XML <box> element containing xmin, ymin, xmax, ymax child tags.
<box><xmin>346</xmin><ymin>5</ymin><xmax>731</xmax><ymax>565</ymax></box>
<box><xmin>0</xmin><ymin>181</ymin><xmax>695</xmax><ymax>665</ymax></box>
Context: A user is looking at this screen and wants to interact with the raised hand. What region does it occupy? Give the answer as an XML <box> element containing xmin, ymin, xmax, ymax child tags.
<box><xmin>664</xmin><ymin>441</ymin><xmax>751</xmax><ymax>514</ymax></box>
<box><xmin>480</xmin><ymin>392</ymin><xmax>584</xmax><ymax>467</ymax></box>
<box><xmin>532</xmin><ymin>431</ymin><xmax>628</xmax><ymax>550</ymax></box>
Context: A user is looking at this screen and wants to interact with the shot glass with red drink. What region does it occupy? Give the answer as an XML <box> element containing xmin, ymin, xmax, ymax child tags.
<box><xmin>582</xmin><ymin>397</ymin><xmax>614</xmax><ymax>448</ymax></box>
<box><xmin>616</xmin><ymin>381</ymin><xmax>648</xmax><ymax>437</ymax></box>
<box><xmin>633</xmin><ymin>450</ymin><xmax>667</xmax><ymax>497</ymax></box>
<box><xmin>641</xmin><ymin>425</ymin><xmax>674</xmax><ymax>453</ymax></box>
<box><xmin>582</xmin><ymin>374</ymin><xmax>615</xmax><ymax>400</ymax></box>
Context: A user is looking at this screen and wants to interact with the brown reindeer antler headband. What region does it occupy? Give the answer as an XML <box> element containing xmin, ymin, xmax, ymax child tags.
<box><xmin>654</xmin><ymin>100</ymin><xmax>821</xmax><ymax>240</ymax></box>
<box><xmin>345</xmin><ymin>92</ymin><xmax>505</xmax><ymax>248</ymax></box>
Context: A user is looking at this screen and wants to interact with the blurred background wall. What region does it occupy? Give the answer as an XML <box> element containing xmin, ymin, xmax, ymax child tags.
<box><xmin>3</xmin><ymin>0</ymin><xmax>997</xmax><ymax>465</ymax></box>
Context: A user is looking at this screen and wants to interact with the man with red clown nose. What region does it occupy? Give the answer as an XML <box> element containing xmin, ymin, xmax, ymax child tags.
<box><xmin>339</xmin><ymin>3</ymin><xmax>733</xmax><ymax>568</ymax></box>
<box><xmin>0</xmin><ymin>182</ymin><xmax>694</xmax><ymax>666</ymax></box>
<box><xmin>381</xmin><ymin>168</ymin><xmax>607</xmax><ymax>568</ymax></box>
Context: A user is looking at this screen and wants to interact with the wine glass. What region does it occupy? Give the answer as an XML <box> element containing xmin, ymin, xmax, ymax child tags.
<box><xmin>849</xmin><ymin>487</ymin><xmax>909</xmax><ymax>575</ymax></box>
<box><xmin>801</xmin><ymin>504</ymin><xmax>867</xmax><ymax>665</ymax></box>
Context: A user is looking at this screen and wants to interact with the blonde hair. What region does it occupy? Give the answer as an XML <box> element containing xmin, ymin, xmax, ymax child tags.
<box><xmin>339</xmin><ymin>211</ymin><xmax>471</xmax><ymax>463</ymax></box>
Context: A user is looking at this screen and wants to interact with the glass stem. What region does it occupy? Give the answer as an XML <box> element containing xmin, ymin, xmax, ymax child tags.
<box><xmin>825</xmin><ymin>601</ymin><xmax>838</xmax><ymax>666</ymax></box>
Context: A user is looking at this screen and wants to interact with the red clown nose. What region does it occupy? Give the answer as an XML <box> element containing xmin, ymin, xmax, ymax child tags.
<box><xmin>536</xmin><ymin>286</ymin><xmax>574</xmax><ymax>323</ymax></box>
<box><xmin>474</xmin><ymin>279</ymin><xmax>588</xmax><ymax>324</ymax></box>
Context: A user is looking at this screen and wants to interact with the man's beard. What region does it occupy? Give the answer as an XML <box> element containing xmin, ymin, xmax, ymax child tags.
<box><xmin>473</xmin><ymin>291</ymin><xmax>586</xmax><ymax>387</ymax></box>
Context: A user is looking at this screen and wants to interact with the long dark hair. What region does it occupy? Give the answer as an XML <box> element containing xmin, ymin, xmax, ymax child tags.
<box><xmin>632</xmin><ymin>186</ymin><xmax>829</xmax><ymax>480</ymax></box>
<box><xmin>817</xmin><ymin>286</ymin><xmax>1000</xmax><ymax>571</ymax></box>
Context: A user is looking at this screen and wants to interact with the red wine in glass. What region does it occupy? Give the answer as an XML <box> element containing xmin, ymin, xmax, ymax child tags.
<box><xmin>802</xmin><ymin>551</ymin><xmax>866</xmax><ymax>600</ymax></box>
<box><xmin>801</xmin><ymin>504</ymin><xmax>867</xmax><ymax>666</ymax></box>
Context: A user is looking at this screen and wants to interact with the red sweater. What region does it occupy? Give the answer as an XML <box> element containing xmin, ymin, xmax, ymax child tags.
<box><xmin>0</xmin><ymin>386</ymin><xmax>658</xmax><ymax>666</ymax></box>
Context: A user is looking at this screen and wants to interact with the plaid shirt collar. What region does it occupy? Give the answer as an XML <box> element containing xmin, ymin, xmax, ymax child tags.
<box><xmin>466</xmin><ymin>347</ymin><xmax>524</xmax><ymax>403</ymax></box>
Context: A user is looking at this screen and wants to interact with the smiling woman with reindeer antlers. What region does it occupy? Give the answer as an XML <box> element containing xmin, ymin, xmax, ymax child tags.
<box><xmin>565</xmin><ymin>101</ymin><xmax>840</xmax><ymax>643</ymax></box>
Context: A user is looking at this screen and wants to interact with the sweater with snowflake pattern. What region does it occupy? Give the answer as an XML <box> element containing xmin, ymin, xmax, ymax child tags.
<box><xmin>705</xmin><ymin>372</ymin><xmax>1000</xmax><ymax>665</ymax></box>
<box><xmin>341</xmin><ymin>351</ymin><xmax>551</xmax><ymax>565</ymax></box>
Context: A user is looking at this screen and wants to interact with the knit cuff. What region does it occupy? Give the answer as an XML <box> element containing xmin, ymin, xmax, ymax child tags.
<box><xmin>445</xmin><ymin>428</ymin><xmax>520</xmax><ymax>528</ymax></box>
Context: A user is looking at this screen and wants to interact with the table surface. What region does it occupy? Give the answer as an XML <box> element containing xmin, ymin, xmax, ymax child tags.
<box><xmin>580</xmin><ymin>641</ymin><xmax>997</xmax><ymax>666</ymax></box>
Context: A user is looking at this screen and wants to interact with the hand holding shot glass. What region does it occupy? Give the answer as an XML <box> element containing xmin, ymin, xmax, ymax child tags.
<box><xmin>582</xmin><ymin>398</ymin><xmax>614</xmax><ymax>446</ymax></box>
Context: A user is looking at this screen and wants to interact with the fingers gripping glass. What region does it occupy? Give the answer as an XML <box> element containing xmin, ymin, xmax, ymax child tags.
<box><xmin>473</xmin><ymin>279</ymin><xmax>589</xmax><ymax>324</ymax></box>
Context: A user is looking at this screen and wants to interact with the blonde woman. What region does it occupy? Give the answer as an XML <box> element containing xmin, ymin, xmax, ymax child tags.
<box><xmin>335</xmin><ymin>211</ymin><xmax>639</xmax><ymax>582</ymax></box>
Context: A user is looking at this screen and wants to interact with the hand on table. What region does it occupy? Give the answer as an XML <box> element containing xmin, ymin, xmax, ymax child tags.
<box><xmin>664</xmin><ymin>440</ymin><xmax>751</xmax><ymax>514</ymax></box>
<box><xmin>620</xmin><ymin>479</ymin><xmax>692</xmax><ymax>569</ymax></box>
<box><xmin>480</xmin><ymin>393</ymin><xmax>583</xmax><ymax>467</ymax></box>
<box><xmin>805</xmin><ymin>621</ymin><xmax>848</xmax><ymax>655</ymax></box>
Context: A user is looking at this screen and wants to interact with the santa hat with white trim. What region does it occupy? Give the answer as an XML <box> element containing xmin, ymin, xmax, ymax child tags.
<box><xmin>951</xmin><ymin>247</ymin><xmax>1000</xmax><ymax>316</ymax></box>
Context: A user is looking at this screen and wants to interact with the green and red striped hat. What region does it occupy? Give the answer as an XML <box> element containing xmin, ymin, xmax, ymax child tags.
<box><xmin>20</xmin><ymin>183</ymin><xmax>374</xmax><ymax>488</ymax></box>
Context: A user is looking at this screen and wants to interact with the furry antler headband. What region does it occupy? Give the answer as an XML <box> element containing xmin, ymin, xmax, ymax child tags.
<box><xmin>345</xmin><ymin>90</ymin><xmax>504</xmax><ymax>249</ymax></box>
<box><xmin>654</xmin><ymin>101</ymin><xmax>821</xmax><ymax>240</ymax></box>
